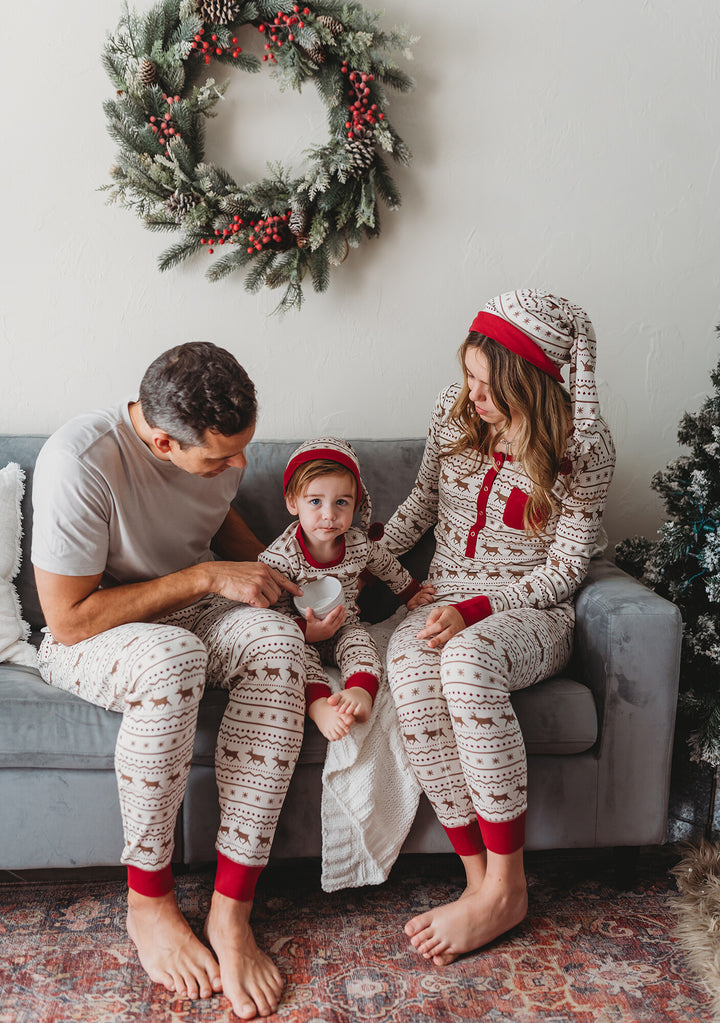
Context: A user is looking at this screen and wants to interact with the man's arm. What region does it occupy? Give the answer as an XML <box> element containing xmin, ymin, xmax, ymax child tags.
<box><xmin>35</xmin><ymin>557</ymin><xmax>302</xmax><ymax>647</ymax></box>
<box><xmin>212</xmin><ymin>506</ymin><xmax>265</xmax><ymax>561</ymax></box>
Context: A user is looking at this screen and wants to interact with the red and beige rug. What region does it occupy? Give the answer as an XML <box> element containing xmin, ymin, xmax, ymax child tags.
<box><xmin>0</xmin><ymin>847</ymin><xmax>712</xmax><ymax>1022</ymax></box>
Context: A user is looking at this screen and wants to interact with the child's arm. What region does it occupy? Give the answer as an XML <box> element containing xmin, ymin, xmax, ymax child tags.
<box><xmin>365</xmin><ymin>542</ymin><xmax>435</xmax><ymax>607</ymax></box>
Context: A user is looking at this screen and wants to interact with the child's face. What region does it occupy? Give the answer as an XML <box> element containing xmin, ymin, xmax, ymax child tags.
<box><xmin>286</xmin><ymin>471</ymin><xmax>356</xmax><ymax>546</ymax></box>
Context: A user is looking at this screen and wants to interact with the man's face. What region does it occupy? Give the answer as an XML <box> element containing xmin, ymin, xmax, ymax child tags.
<box><xmin>165</xmin><ymin>423</ymin><xmax>256</xmax><ymax>478</ymax></box>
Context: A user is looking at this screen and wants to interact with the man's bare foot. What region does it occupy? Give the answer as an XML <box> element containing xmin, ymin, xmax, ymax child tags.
<box><xmin>328</xmin><ymin>686</ymin><xmax>373</xmax><ymax>724</ymax></box>
<box><xmin>127</xmin><ymin>889</ymin><xmax>222</xmax><ymax>999</ymax></box>
<box><xmin>405</xmin><ymin>877</ymin><xmax>528</xmax><ymax>965</ymax></box>
<box><xmin>308</xmin><ymin>695</ymin><xmax>354</xmax><ymax>741</ymax></box>
<box><xmin>204</xmin><ymin>890</ymin><xmax>283</xmax><ymax>1019</ymax></box>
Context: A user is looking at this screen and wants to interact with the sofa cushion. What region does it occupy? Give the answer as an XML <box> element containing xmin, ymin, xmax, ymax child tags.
<box><xmin>0</xmin><ymin>660</ymin><xmax>598</xmax><ymax>772</ymax></box>
<box><xmin>0</xmin><ymin>664</ymin><xmax>121</xmax><ymax>769</ymax></box>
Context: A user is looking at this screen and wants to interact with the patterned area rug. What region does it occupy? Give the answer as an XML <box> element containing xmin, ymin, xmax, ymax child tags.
<box><xmin>0</xmin><ymin>847</ymin><xmax>711</xmax><ymax>1023</ymax></box>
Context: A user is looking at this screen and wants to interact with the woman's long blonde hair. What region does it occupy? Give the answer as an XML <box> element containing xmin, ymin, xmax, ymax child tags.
<box><xmin>449</xmin><ymin>332</ymin><xmax>572</xmax><ymax>534</ymax></box>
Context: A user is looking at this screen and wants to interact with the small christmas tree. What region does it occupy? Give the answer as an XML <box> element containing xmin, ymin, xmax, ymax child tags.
<box><xmin>616</xmin><ymin>334</ymin><xmax>720</xmax><ymax>767</ymax></box>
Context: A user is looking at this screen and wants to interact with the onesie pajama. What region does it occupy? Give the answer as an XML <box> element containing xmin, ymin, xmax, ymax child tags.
<box><xmin>260</xmin><ymin>522</ymin><xmax>420</xmax><ymax>707</ymax></box>
<box><xmin>382</xmin><ymin>384</ymin><xmax>616</xmax><ymax>856</ymax></box>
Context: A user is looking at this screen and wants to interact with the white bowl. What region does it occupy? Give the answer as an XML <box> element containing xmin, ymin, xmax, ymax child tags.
<box><xmin>293</xmin><ymin>576</ymin><xmax>344</xmax><ymax>619</ymax></box>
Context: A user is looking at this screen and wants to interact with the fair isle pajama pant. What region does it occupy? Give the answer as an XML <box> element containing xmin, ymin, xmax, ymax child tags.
<box><xmin>37</xmin><ymin>595</ymin><xmax>306</xmax><ymax>898</ymax></box>
<box><xmin>305</xmin><ymin>620</ymin><xmax>383</xmax><ymax>706</ymax></box>
<box><xmin>386</xmin><ymin>599</ymin><xmax>574</xmax><ymax>855</ymax></box>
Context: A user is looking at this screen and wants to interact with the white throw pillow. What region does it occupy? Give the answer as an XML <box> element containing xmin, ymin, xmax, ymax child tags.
<box><xmin>0</xmin><ymin>462</ymin><xmax>38</xmax><ymax>666</ymax></box>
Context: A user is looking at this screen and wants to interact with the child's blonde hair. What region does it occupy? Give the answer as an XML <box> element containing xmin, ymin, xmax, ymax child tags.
<box><xmin>284</xmin><ymin>459</ymin><xmax>357</xmax><ymax>503</ymax></box>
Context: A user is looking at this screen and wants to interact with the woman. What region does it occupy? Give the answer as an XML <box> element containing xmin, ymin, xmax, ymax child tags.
<box><xmin>382</xmin><ymin>289</ymin><xmax>616</xmax><ymax>964</ymax></box>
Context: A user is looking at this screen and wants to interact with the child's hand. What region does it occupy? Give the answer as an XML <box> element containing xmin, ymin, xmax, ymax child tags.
<box><xmin>407</xmin><ymin>583</ymin><xmax>436</xmax><ymax>610</ymax></box>
<box><xmin>304</xmin><ymin>604</ymin><xmax>347</xmax><ymax>643</ymax></box>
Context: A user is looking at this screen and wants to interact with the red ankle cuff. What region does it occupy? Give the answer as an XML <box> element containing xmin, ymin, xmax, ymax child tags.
<box><xmin>127</xmin><ymin>864</ymin><xmax>174</xmax><ymax>897</ymax></box>
<box><xmin>345</xmin><ymin>672</ymin><xmax>379</xmax><ymax>701</ymax></box>
<box><xmin>306</xmin><ymin>682</ymin><xmax>332</xmax><ymax>707</ymax></box>
<box><xmin>443</xmin><ymin>819</ymin><xmax>485</xmax><ymax>857</ymax></box>
<box><xmin>478</xmin><ymin>812</ymin><xmax>526</xmax><ymax>854</ymax></box>
<box><xmin>215</xmin><ymin>851</ymin><xmax>263</xmax><ymax>902</ymax></box>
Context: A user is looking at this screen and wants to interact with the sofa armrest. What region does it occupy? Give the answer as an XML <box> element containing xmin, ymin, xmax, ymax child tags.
<box><xmin>573</xmin><ymin>557</ymin><xmax>682</xmax><ymax>845</ymax></box>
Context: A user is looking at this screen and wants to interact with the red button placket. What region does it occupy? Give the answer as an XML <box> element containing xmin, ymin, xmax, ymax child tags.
<box><xmin>465</xmin><ymin>452</ymin><xmax>505</xmax><ymax>557</ymax></box>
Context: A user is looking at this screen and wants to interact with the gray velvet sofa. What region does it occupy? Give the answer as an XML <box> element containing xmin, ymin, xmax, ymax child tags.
<box><xmin>0</xmin><ymin>434</ymin><xmax>682</xmax><ymax>873</ymax></box>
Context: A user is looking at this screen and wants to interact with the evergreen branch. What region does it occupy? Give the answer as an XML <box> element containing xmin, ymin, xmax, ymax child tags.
<box><xmin>158</xmin><ymin>235</ymin><xmax>204</xmax><ymax>271</ymax></box>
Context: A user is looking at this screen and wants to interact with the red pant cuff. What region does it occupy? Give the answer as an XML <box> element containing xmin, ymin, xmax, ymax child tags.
<box><xmin>215</xmin><ymin>851</ymin><xmax>263</xmax><ymax>902</ymax></box>
<box><xmin>443</xmin><ymin>819</ymin><xmax>485</xmax><ymax>857</ymax></box>
<box><xmin>345</xmin><ymin>672</ymin><xmax>379</xmax><ymax>701</ymax></box>
<box><xmin>478</xmin><ymin>811</ymin><xmax>526</xmax><ymax>854</ymax></box>
<box><xmin>306</xmin><ymin>682</ymin><xmax>332</xmax><ymax>707</ymax></box>
<box><xmin>127</xmin><ymin>863</ymin><xmax>174</xmax><ymax>897</ymax></box>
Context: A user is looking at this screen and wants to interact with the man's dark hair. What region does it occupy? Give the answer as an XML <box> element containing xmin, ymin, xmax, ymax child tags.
<box><xmin>139</xmin><ymin>342</ymin><xmax>257</xmax><ymax>447</ymax></box>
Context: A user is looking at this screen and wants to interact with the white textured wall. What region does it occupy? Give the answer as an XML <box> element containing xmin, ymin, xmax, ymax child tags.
<box><xmin>2</xmin><ymin>0</ymin><xmax>719</xmax><ymax>550</ymax></box>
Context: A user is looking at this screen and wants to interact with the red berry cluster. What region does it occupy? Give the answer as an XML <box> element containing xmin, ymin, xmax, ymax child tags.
<box><xmin>245</xmin><ymin>212</ymin><xmax>291</xmax><ymax>252</ymax></box>
<box><xmin>340</xmin><ymin>64</ymin><xmax>385</xmax><ymax>138</ymax></box>
<box><xmin>258</xmin><ymin>6</ymin><xmax>309</xmax><ymax>63</ymax></box>
<box><xmin>149</xmin><ymin>95</ymin><xmax>182</xmax><ymax>154</ymax></box>
<box><xmin>191</xmin><ymin>25</ymin><xmax>242</xmax><ymax>64</ymax></box>
<box><xmin>199</xmin><ymin>212</ymin><xmax>291</xmax><ymax>255</ymax></box>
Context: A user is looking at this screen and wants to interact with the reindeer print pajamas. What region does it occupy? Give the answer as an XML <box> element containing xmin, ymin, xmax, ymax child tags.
<box><xmin>382</xmin><ymin>384</ymin><xmax>615</xmax><ymax>853</ymax></box>
<box><xmin>260</xmin><ymin>523</ymin><xmax>420</xmax><ymax>703</ymax></box>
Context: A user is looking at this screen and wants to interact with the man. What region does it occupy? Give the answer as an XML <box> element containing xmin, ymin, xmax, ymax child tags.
<box><xmin>31</xmin><ymin>342</ymin><xmax>305</xmax><ymax>1020</ymax></box>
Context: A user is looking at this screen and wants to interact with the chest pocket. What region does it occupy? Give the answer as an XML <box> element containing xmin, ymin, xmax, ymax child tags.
<box><xmin>503</xmin><ymin>487</ymin><xmax>529</xmax><ymax>530</ymax></box>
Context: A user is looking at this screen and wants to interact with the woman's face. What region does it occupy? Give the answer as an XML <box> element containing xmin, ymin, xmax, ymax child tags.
<box><xmin>464</xmin><ymin>347</ymin><xmax>508</xmax><ymax>429</ymax></box>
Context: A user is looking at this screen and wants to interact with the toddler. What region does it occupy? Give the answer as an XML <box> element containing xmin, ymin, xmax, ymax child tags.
<box><xmin>259</xmin><ymin>438</ymin><xmax>434</xmax><ymax>740</ymax></box>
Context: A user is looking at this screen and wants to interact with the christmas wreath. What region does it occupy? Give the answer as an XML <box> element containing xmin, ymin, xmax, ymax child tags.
<box><xmin>101</xmin><ymin>0</ymin><xmax>415</xmax><ymax>311</ymax></box>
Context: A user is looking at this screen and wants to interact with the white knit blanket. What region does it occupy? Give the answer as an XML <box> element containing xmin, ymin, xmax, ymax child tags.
<box><xmin>320</xmin><ymin>608</ymin><xmax>422</xmax><ymax>892</ymax></box>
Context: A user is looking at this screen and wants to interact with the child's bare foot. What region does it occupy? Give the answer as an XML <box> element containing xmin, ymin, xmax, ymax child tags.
<box><xmin>405</xmin><ymin>876</ymin><xmax>528</xmax><ymax>965</ymax></box>
<box><xmin>127</xmin><ymin>889</ymin><xmax>222</xmax><ymax>999</ymax></box>
<box><xmin>328</xmin><ymin>686</ymin><xmax>373</xmax><ymax>724</ymax></box>
<box><xmin>204</xmin><ymin>891</ymin><xmax>283</xmax><ymax>1019</ymax></box>
<box><xmin>308</xmin><ymin>695</ymin><xmax>354</xmax><ymax>741</ymax></box>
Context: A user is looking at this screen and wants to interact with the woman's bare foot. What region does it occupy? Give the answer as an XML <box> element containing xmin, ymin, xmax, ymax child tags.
<box><xmin>204</xmin><ymin>890</ymin><xmax>284</xmax><ymax>1019</ymax></box>
<box><xmin>308</xmin><ymin>695</ymin><xmax>354</xmax><ymax>740</ymax></box>
<box><xmin>328</xmin><ymin>686</ymin><xmax>373</xmax><ymax>724</ymax></box>
<box><xmin>405</xmin><ymin>876</ymin><xmax>528</xmax><ymax>965</ymax></box>
<box><xmin>127</xmin><ymin>889</ymin><xmax>222</xmax><ymax>999</ymax></box>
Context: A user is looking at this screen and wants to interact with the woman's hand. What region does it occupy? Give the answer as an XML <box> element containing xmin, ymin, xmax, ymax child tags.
<box><xmin>303</xmin><ymin>604</ymin><xmax>347</xmax><ymax>643</ymax></box>
<box><xmin>417</xmin><ymin>605</ymin><xmax>465</xmax><ymax>649</ymax></box>
<box><xmin>407</xmin><ymin>583</ymin><xmax>436</xmax><ymax>610</ymax></box>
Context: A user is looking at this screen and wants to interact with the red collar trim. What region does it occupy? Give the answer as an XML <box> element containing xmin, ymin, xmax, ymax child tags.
<box><xmin>296</xmin><ymin>524</ymin><xmax>346</xmax><ymax>568</ymax></box>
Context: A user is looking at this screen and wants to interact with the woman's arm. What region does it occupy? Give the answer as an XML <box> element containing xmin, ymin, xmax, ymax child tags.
<box><xmin>381</xmin><ymin>390</ymin><xmax>450</xmax><ymax>556</ymax></box>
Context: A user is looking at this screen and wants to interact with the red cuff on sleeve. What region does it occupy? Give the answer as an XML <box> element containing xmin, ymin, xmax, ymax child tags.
<box><xmin>399</xmin><ymin>579</ymin><xmax>422</xmax><ymax>604</ymax></box>
<box><xmin>452</xmin><ymin>595</ymin><xmax>492</xmax><ymax>627</ymax></box>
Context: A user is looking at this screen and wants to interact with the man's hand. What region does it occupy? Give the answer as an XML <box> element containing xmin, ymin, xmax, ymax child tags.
<box><xmin>416</xmin><ymin>605</ymin><xmax>465</xmax><ymax>649</ymax></box>
<box><xmin>303</xmin><ymin>604</ymin><xmax>347</xmax><ymax>643</ymax></box>
<box><xmin>210</xmin><ymin>561</ymin><xmax>301</xmax><ymax>608</ymax></box>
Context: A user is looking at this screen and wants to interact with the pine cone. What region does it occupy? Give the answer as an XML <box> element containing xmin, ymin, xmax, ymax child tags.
<box><xmin>289</xmin><ymin>208</ymin><xmax>308</xmax><ymax>236</ymax></box>
<box><xmin>301</xmin><ymin>43</ymin><xmax>326</xmax><ymax>65</ymax></box>
<box><xmin>317</xmin><ymin>14</ymin><xmax>343</xmax><ymax>37</ymax></box>
<box><xmin>165</xmin><ymin>192</ymin><xmax>199</xmax><ymax>222</ymax></box>
<box><xmin>197</xmin><ymin>0</ymin><xmax>242</xmax><ymax>25</ymax></box>
<box><xmin>346</xmin><ymin>138</ymin><xmax>375</xmax><ymax>177</ymax></box>
<box><xmin>138</xmin><ymin>57</ymin><xmax>157</xmax><ymax>85</ymax></box>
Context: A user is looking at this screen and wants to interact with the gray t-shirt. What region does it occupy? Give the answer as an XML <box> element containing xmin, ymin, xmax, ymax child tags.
<box><xmin>31</xmin><ymin>399</ymin><xmax>242</xmax><ymax>585</ymax></box>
